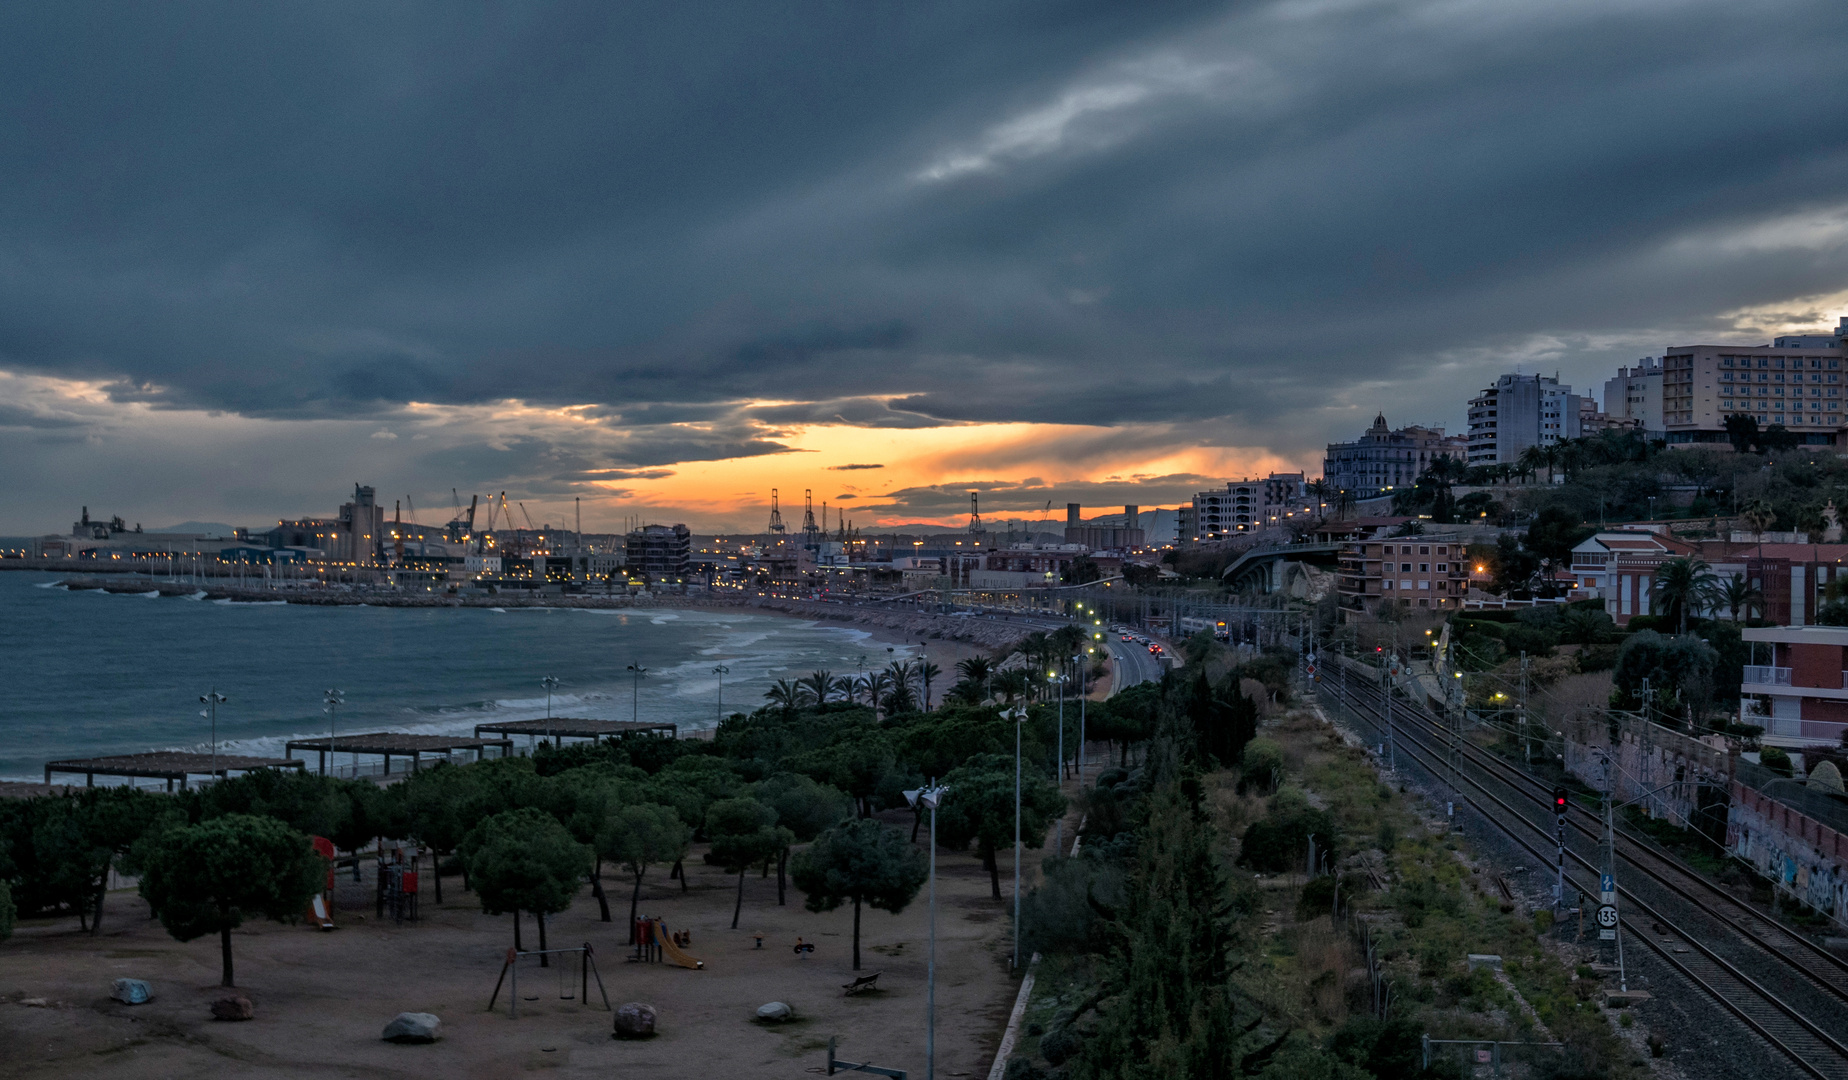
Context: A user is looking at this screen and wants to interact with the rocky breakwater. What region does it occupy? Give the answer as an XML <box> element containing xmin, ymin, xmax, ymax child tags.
<box><xmin>738</xmin><ymin>596</ymin><xmax>1028</xmax><ymax>652</ymax></box>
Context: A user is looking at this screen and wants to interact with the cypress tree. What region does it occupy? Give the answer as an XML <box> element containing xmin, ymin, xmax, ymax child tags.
<box><xmin>1074</xmin><ymin>777</ymin><xmax>1245</xmax><ymax>1079</ymax></box>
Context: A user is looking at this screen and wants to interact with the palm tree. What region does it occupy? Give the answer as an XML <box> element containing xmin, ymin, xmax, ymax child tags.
<box><xmin>1334</xmin><ymin>487</ymin><xmax>1357</xmax><ymax>522</ymax></box>
<box><xmin>1742</xmin><ymin>499</ymin><xmax>1776</xmax><ymax>558</ymax></box>
<box><xmin>765</xmin><ymin>679</ymin><xmax>807</xmax><ymax>713</ymax></box>
<box><xmin>1516</xmin><ymin>445</ymin><xmax>1546</xmax><ymax>485</ymax></box>
<box><xmin>858</xmin><ymin>671</ymin><xmax>892</xmax><ymax>717</ymax></box>
<box><xmin>917</xmin><ymin>660</ymin><xmax>942</xmax><ymax>710</ymax></box>
<box><xmin>802</xmin><ymin>670</ymin><xmax>835</xmax><ymax>706</ymax></box>
<box><xmin>992</xmin><ymin>669</ymin><xmax>1030</xmax><ymax>706</ymax></box>
<box><xmin>831</xmin><ymin>675</ymin><xmax>858</xmax><ymax>704</ymax></box>
<box><xmin>1305</xmin><ymin>479</ymin><xmax>1333</xmax><ymax>524</ymax></box>
<box><xmin>955</xmin><ymin>655</ymin><xmax>995</xmax><ymax>689</ymax></box>
<box><xmin>1719</xmin><ymin>573</ymin><xmax>1762</xmax><ymax>623</ymax></box>
<box><xmin>1652</xmin><ymin>557</ymin><xmax>1720</xmax><ymax>634</ymax></box>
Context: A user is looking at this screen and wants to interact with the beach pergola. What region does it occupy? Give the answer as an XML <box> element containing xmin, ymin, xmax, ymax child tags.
<box><xmin>43</xmin><ymin>752</ymin><xmax>305</xmax><ymax>791</ymax></box>
<box><xmin>472</xmin><ymin>717</ymin><xmax>678</xmax><ymax>747</ymax></box>
<box><xmin>283</xmin><ymin>732</ymin><xmax>515</xmax><ymax>777</ymax></box>
<box><xmin>0</xmin><ymin>781</ymin><xmax>76</xmax><ymax>800</ymax></box>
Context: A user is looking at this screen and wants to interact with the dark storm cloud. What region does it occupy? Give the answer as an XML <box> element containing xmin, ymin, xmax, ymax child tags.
<box><xmin>829</xmin><ymin>464</ymin><xmax>886</xmax><ymax>471</ymax></box>
<box><xmin>0</xmin><ymin>0</ymin><xmax>1845</xmax><ymax>467</ymax></box>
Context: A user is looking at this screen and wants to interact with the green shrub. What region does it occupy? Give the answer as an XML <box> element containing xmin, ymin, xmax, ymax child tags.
<box><xmin>1760</xmin><ymin>746</ymin><xmax>1794</xmax><ymax>777</ymax></box>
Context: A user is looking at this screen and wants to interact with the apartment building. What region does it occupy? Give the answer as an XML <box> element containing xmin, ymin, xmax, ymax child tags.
<box><xmin>1602</xmin><ymin>357</ymin><xmax>1663</xmax><ymax>431</ymax></box>
<box><xmin>625</xmin><ymin>523</ymin><xmax>692</xmax><ymax>578</ymax></box>
<box><xmin>1740</xmin><ymin>625</ymin><xmax>1848</xmax><ymax>749</ymax></box>
<box><xmin>1337</xmin><ymin>535</ymin><xmax>1472</xmax><ymax>610</ymax></box>
<box><xmin>1190</xmin><ymin>473</ymin><xmax>1311</xmax><ymax>539</ymax></box>
<box><xmin>1323</xmin><ymin>413</ymin><xmax>1468</xmax><ymax>499</ymax></box>
<box><xmin>1662</xmin><ymin>321</ymin><xmax>1848</xmax><ymax>445</ymax></box>
<box><xmin>1467</xmin><ymin>373</ymin><xmax>1583</xmax><ymax>465</ymax></box>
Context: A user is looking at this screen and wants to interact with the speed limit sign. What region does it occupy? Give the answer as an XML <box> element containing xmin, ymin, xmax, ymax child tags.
<box><xmin>1596</xmin><ymin>904</ymin><xmax>1619</xmax><ymax>930</ymax></box>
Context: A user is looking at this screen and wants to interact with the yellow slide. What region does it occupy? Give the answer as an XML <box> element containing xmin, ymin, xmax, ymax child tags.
<box><xmin>653</xmin><ymin>923</ymin><xmax>705</xmax><ymax>970</ymax></box>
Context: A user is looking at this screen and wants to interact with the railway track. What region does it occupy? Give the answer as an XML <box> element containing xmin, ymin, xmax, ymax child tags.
<box><xmin>1317</xmin><ymin>668</ymin><xmax>1848</xmax><ymax>1080</ymax></box>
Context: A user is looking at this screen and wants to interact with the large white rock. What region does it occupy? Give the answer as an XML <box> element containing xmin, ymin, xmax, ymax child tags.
<box><xmin>381</xmin><ymin>1012</ymin><xmax>442</xmax><ymax>1043</ymax></box>
<box><xmin>755</xmin><ymin>1001</ymin><xmax>793</xmax><ymax>1023</ymax></box>
<box><xmin>110</xmin><ymin>979</ymin><xmax>152</xmax><ymax>1005</ymax></box>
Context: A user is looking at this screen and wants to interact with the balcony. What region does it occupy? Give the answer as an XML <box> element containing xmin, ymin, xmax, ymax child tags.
<box><xmin>1742</xmin><ymin>665</ymin><xmax>1791</xmax><ymax>686</ymax></box>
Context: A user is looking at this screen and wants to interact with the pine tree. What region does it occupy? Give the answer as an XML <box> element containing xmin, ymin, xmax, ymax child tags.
<box><xmin>1074</xmin><ymin>778</ymin><xmax>1245</xmax><ymax>1078</ymax></box>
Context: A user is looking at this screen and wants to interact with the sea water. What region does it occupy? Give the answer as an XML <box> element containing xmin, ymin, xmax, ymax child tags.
<box><xmin>0</xmin><ymin>572</ymin><xmax>906</xmax><ymax>781</ymax></box>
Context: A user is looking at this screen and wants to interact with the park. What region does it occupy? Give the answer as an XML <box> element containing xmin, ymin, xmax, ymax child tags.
<box><xmin>0</xmin><ymin>639</ymin><xmax>1120</xmax><ymax>1079</ymax></box>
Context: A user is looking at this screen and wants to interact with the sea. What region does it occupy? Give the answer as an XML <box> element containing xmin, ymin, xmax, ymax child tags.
<box><xmin>0</xmin><ymin>570</ymin><xmax>909</xmax><ymax>782</ymax></box>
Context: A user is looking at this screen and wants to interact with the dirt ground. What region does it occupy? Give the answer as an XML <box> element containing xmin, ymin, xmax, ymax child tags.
<box><xmin>0</xmin><ymin>814</ymin><xmax>1049</xmax><ymax>1080</ymax></box>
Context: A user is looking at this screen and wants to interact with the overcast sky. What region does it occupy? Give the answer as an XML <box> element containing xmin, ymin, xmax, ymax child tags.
<box><xmin>3</xmin><ymin>0</ymin><xmax>1846</xmax><ymax>534</ymax></box>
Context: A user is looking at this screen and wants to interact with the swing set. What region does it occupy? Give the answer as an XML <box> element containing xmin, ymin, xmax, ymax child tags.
<box><xmin>487</xmin><ymin>942</ymin><xmax>611</xmax><ymax>1018</ymax></box>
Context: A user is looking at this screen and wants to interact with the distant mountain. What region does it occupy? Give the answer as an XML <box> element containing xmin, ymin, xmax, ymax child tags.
<box><xmin>150</xmin><ymin>522</ymin><xmax>239</xmax><ymax>536</ymax></box>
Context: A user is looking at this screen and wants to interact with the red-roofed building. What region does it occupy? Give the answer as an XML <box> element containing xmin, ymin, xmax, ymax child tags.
<box><xmin>1570</xmin><ymin>530</ymin><xmax>1696</xmax><ymax>624</ymax></box>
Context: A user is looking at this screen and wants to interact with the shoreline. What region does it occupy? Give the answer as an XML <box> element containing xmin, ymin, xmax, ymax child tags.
<box><xmin>41</xmin><ymin>572</ymin><xmax>1037</xmax><ymax>657</ymax></box>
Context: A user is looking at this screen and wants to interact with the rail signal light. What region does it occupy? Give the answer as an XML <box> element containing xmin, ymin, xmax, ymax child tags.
<box><xmin>1553</xmin><ymin>787</ymin><xmax>1569</xmax><ymax>814</ymax></box>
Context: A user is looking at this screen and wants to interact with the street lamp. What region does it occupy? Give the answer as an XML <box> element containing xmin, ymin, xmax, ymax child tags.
<box><xmin>904</xmin><ymin>782</ymin><xmax>948</xmax><ymax>1080</ymax></box>
<box><xmin>541</xmin><ymin>675</ymin><xmax>560</xmax><ymax>747</ymax></box>
<box><xmin>1001</xmin><ymin>707</ymin><xmax>1027</xmax><ymax>969</ymax></box>
<box><xmin>626</xmin><ymin>664</ymin><xmax>649</xmax><ymax>723</ymax></box>
<box><xmin>322</xmin><ymin>688</ymin><xmax>345</xmax><ymax>778</ymax></box>
<box><xmin>199</xmin><ymin>689</ymin><xmax>227</xmax><ymax>781</ymax></box>
<box><xmin>713</xmin><ymin>665</ymin><xmax>731</xmax><ymax>721</ymax></box>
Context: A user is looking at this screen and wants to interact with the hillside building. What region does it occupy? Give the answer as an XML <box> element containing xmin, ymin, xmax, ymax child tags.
<box><xmin>1323</xmin><ymin>414</ymin><xmax>1467</xmax><ymax>500</ymax></box>
<box><xmin>1467</xmin><ymin>373</ymin><xmax>1583</xmax><ymax>465</ymax></box>
<box><xmin>1660</xmin><ymin>320</ymin><xmax>1848</xmax><ymax>446</ymax></box>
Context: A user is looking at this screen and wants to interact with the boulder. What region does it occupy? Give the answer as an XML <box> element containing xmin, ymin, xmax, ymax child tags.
<box><xmin>211</xmin><ymin>996</ymin><xmax>254</xmax><ymax>1021</ymax></box>
<box><xmin>755</xmin><ymin>1001</ymin><xmax>793</xmax><ymax>1023</ymax></box>
<box><xmin>110</xmin><ymin>979</ymin><xmax>152</xmax><ymax>1005</ymax></box>
<box><xmin>381</xmin><ymin>1012</ymin><xmax>442</xmax><ymax>1043</ymax></box>
<box><xmin>612</xmin><ymin>1001</ymin><xmax>658</xmax><ymax>1039</ymax></box>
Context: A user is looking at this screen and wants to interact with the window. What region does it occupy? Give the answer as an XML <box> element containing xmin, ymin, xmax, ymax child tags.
<box><xmin>1437</xmin><ymin>546</ymin><xmax>1448</xmax><ymax>555</ymax></box>
<box><xmin>1437</xmin><ymin>581</ymin><xmax>1447</xmax><ymax>592</ymax></box>
<box><xmin>1401</xmin><ymin>562</ymin><xmax>1412</xmax><ymax>572</ymax></box>
<box><xmin>1437</xmin><ymin>563</ymin><xmax>1448</xmax><ymax>572</ymax></box>
<box><xmin>1419</xmin><ymin>546</ymin><xmax>1430</xmax><ymax>555</ymax></box>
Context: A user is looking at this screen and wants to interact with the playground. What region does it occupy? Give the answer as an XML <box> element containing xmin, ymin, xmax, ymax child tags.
<box><xmin>0</xmin><ymin>812</ymin><xmax>1031</xmax><ymax>1079</ymax></box>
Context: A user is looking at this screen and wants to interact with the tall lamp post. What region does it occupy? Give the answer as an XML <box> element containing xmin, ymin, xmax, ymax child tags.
<box><xmin>713</xmin><ymin>665</ymin><xmax>730</xmax><ymax>721</ymax></box>
<box><xmin>1002</xmin><ymin>707</ymin><xmax>1026</xmax><ymax>969</ymax></box>
<box><xmin>626</xmin><ymin>664</ymin><xmax>649</xmax><ymax>723</ymax></box>
<box><xmin>322</xmin><ymin>688</ymin><xmax>345</xmax><ymax>778</ymax></box>
<box><xmin>1074</xmin><ymin>650</ymin><xmax>1087</xmax><ymax>787</ymax></box>
<box><xmin>199</xmin><ymin>689</ymin><xmax>227</xmax><ymax>781</ymax></box>
<box><xmin>541</xmin><ymin>675</ymin><xmax>559</xmax><ymax>747</ymax></box>
<box><xmin>905</xmin><ymin>782</ymin><xmax>948</xmax><ymax>1080</ymax></box>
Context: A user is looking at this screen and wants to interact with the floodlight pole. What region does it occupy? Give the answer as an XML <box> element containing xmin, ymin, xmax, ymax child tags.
<box><xmin>626</xmin><ymin>664</ymin><xmax>649</xmax><ymax>723</ymax></box>
<box><xmin>542</xmin><ymin>675</ymin><xmax>559</xmax><ymax>747</ymax></box>
<box><xmin>1075</xmin><ymin>651</ymin><xmax>1087</xmax><ymax>786</ymax></box>
<box><xmin>714</xmin><ymin>665</ymin><xmax>731</xmax><ymax>722</ymax></box>
<box><xmin>323</xmin><ymin>688</ymin><xmax>345</xmax><ymax>777</ymax></box>
<box><xmin>199</xmin><ymin>689</ymin><xmax>227</xmax><ymax>781</ymax></box>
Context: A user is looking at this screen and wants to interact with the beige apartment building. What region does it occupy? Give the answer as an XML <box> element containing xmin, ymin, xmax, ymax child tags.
<box><xmin>1337</xmin><ymin>535</ymin><xmax>1472</xmax><ymax>610</ymax></box>
<box><xmin>1663</xmin><ymin>320</ymin><xmax>1848</xmax><ymax>445</ymax></box>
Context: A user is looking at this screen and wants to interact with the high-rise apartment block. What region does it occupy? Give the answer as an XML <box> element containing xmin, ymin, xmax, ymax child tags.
<box><xmin>1323</xmin><ymin>414</ymin><xmax>1467</xmax><ymax>499</ymax></box>
<box><xmin>1467</xmin><ymin>373</ymin><xmax>1583</xmax><ymax>465</ymax></box>
<box><xmin>1662</xmin><ymin>320</ymin><xmax>1848</xmax><ymax>445</ymax></box>
<box><xmin>1602</xmin><ymin>357</ymin><xmax>1663</xmax><ymax>431</ymax></box>
<box><xmin>1188</xmin><ymin>473</ymin><xmax>1311</xmax><ymax>540</ymax></box>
